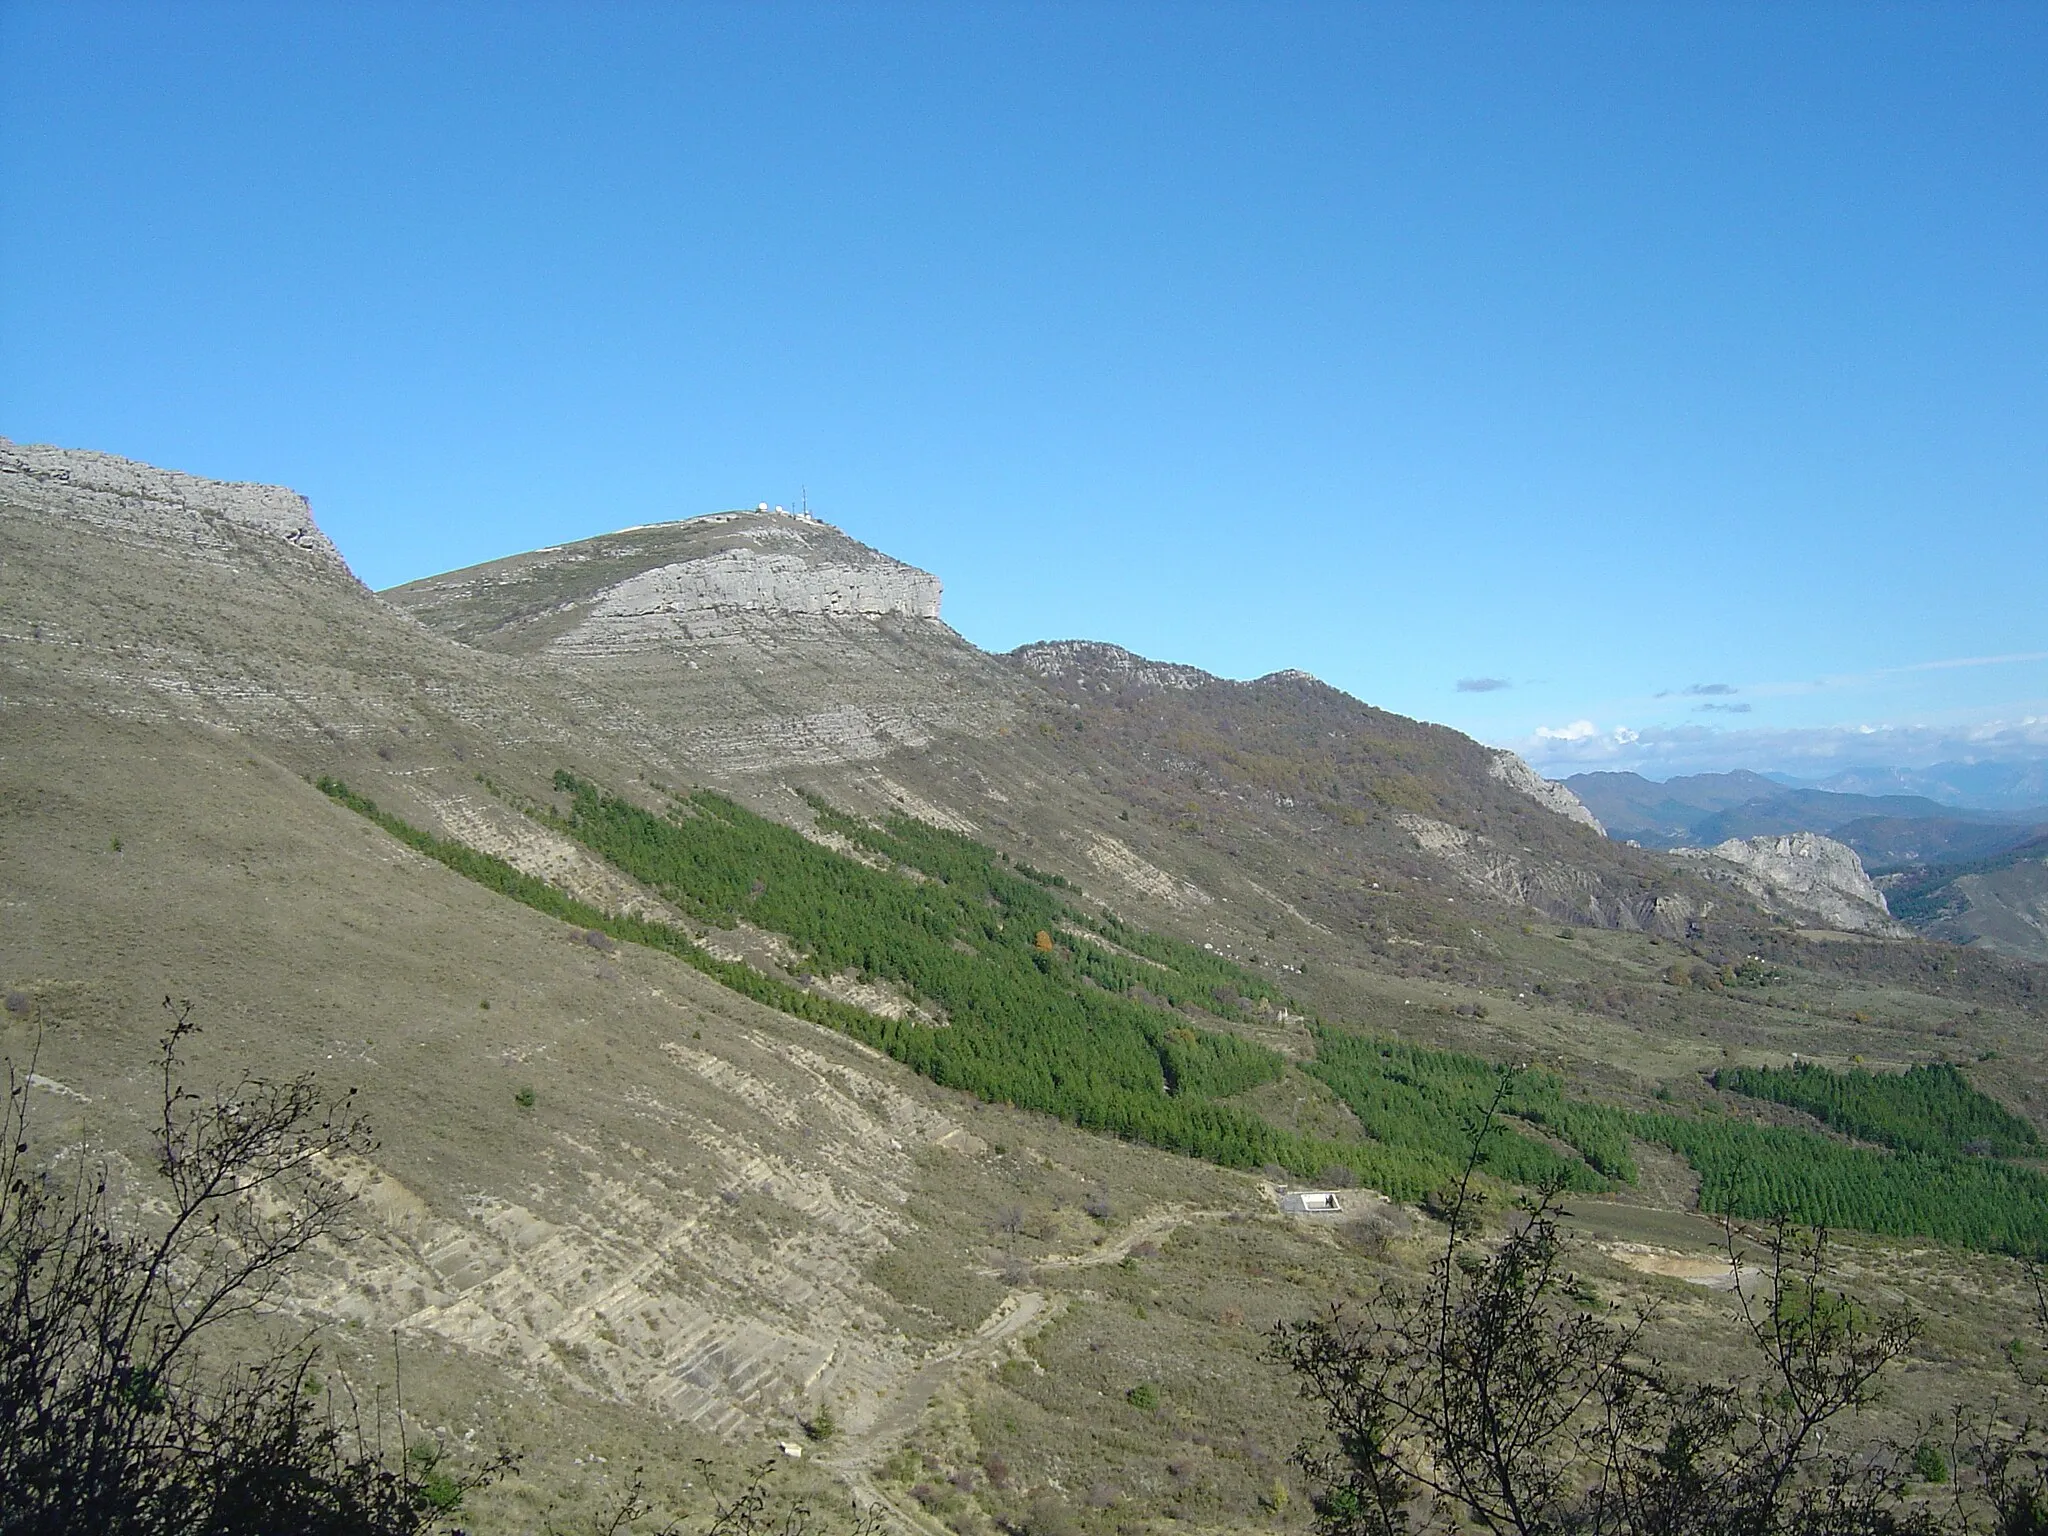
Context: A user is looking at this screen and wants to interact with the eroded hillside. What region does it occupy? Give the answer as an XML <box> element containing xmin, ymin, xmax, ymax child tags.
<box><xmin>6</xmin><ymin>438</ymin><xmax>2048</xmax><ymax>1533</ymax></box>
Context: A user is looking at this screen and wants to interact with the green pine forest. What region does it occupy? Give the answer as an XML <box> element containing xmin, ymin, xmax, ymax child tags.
<box><xmin>1714</xmin><ymin>1061</ymin><xmax>2041</xmax><ymax>1158</ymax></box>
<box><xmin>316</xmin><ymin>773</ymin><xmax>2048</xmax><ymax>1257</ymax></box>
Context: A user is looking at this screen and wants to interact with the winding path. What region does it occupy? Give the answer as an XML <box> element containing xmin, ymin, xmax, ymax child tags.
<box><xmin>821</xmin><ymin>1205</ymin><xmax>1235</xmax><ymax>1532</ymax></box>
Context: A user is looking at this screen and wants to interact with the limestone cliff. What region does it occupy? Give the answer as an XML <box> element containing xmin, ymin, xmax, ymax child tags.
<box><xmin>386</xmin><ymin>509</ymin><xmax>1017</xmax><ymax>776</ymax></box>
<box><xmin>559</xmin><ymin>542</ymin><xmax>939</xmax><ymax>657</ymax></box>
<box><xmin>1669</xmin><ymin>832</ymin><xmax>1903</xmax><ymax>935</ymax></box>
<box><xmin>390</xmin><ymin>509</ymin><xmax>943</xmax><ymax>656</ymax></box>
<box><xmin>0</xmin><ymin>436</ymin><xmax>350</xmax><ymax>576</ymax></box>
<box><xmin>1487</xmin><ymin>750</ymin><xmax>1605</xmax><ymax>833</ymax></box>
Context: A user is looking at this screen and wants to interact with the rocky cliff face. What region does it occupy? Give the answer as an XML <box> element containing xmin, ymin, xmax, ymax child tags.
<box><xmin>557</xmin><ymin>542</ymin><xmax>939</xmax><ymax>657</ymax></box>
<box><xmin>0</xmin><ymin>437</ymin><xmax>577</xmax><ymax>747</ymax></box>
<box><xmin>1487</xmin><ymin>750</ymin><xmax>1604</xmax><ymax>833</ymax></box>
<box><xmin>1670</xmin><ymin>832</ymin><xmax>1902</xmax><ymax>935</ymax></box>
<box><xmin>387</xmin><ymin>510</ymin><xmax>1017</xmax><ymax>777</ymax></box>
<box><xmin>0</xmin><ymin>436</ymin><xmax>351</xmax><ymax>576</ymax></box>
<box><xmin>389</xmin><ymin>510</ymin><xmax>942</xmax><ymax>656</ymax></box>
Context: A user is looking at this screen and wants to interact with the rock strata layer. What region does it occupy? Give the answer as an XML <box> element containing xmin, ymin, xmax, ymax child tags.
<box><xmin>0</xmin><ymin>436</ymin><xmax>350</xmax><ymax>576</ymax></box>
<box><xmin>390</xmin><ymin>510</ymin><xmax>943</xmax><ymax>657</ymax></box>
<box><xmin>558</xmin><ymin>544</ymin><xmax>940</xmax><ymax>655</ymax></box>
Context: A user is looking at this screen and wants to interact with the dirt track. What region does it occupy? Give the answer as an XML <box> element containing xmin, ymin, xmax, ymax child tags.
<box><xmin>823</xmin><ymin>1206</ymin><xmax>1231</xmax><ymax>1532</ymax></box>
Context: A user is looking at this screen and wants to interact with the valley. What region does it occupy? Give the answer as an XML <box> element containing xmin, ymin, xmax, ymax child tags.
<box><xmin>1569</xmin><ymin>768</ymin><xmax>2048</xmax><ymax>962</ymax></box>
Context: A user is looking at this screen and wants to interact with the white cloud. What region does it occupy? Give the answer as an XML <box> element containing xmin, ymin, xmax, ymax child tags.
<box><xmin>1511</xmin><ymin>714</ymin><xmax>2048</xmax><ymax>777</ymax></box>
<box><xmin>1534</xmin><ymin>720</ymin><xmax>1637</xmax><ymax>749</ymax></box>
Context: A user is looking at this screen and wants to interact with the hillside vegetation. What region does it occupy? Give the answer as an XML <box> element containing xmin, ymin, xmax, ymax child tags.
<box><xmin>319</xmin><ymin>772</ymin><xmax>2048</xmax><ymax>1257</ymax></box>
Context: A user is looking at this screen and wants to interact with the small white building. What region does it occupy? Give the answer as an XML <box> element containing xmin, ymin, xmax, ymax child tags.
<box><xmin>1280</xmin><ymin>1190</ymin><xmax>1343</xmax><ymax>1215</ymax></box>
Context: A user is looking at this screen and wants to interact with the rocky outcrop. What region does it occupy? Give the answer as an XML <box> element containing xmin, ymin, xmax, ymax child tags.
<box><xmin>1010</xmin><ymin>640</ymin><xmax>1213</xmax><ymax>691</ymax></box>
<box><xmin>1488</xmin><ymin>750</ymin><xmax>1605</xmax><ymax>833</ymax></box>
<box><xmin>0</xmin><ymin>436</ymin><xmax>350</xmax><ymax>577</ymax></box>
<box><xmin>384</xmin><ymin>509</ymin><xmax>1017</xmax><ymax>777</ymax></box>
<box><xmin>1397</xmin><ymin>812</ymin><xmax>1703</xmax><ymax>933</ymax></box>
<box><xmin>556</xmin><ymin>545</ymin><xmax>941</xmax><ymax>655</ymax></box>
<box><xmin>389</xmin><ymin>509</ymin><xmax>948</xmax><ymax>656</ymax></box>
<box><xmin>0</xmin><ymin>437</ymin><xmax>562</xmax><ymax>745</ymax></box>
<box><xmin>1669</xmin><ymin>832</ymin><xmax>1902</xmax><ymax>935</ymax></box>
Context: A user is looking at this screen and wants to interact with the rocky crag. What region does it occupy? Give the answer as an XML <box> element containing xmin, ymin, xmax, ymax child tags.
<box><xmin>386</xmin><ymin>511</ymin><xmax>1018</xmax><ymax>777</ymax></box>
<box><xmin>0</xmin><ymin>436</ymin><xmax>350</xmax><ymax>571</ymax></box>
<box><xmin>1669</xmin><ymin>832</ymin><xmax>1902</xmax><ymax>935</ymax></box>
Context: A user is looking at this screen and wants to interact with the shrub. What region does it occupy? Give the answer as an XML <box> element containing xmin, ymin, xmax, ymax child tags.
<box><xmin>1127</xmin><ymin>1382</ymin><xmax>1159</xmax><ymax>1411</ymax></box>
<box><xmin>514</xmin><ymin>1086</ymin><xmax>536</xmax><ymax>1109</ymax></box>
<box><xmin>1266</xmin><ymin>1092</ymin><xmax>2048</xmax><ymax>1536</ymax></box>
<box><xmin>1021</xmin><ymin>1496</ymin><xmax>1078</xmax><ymax>1536</ymax></box>
<box><xmin>0</xmin><ymin>1000</ymin><xmax>505</xmax><ymax>1534</ymax></box>
<box><xmin>1276</xmin><ymin>1190</ymin><xmax>1927</xmax><ymax>1536</ymax></box>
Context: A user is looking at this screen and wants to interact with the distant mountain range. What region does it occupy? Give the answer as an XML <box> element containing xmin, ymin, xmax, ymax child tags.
<box><xmin>1779</xmin><ymin>761</ymin><xmax>2048</xmax><ymax>814</ymax></box>
<box><xmin>1565</xmin><ymin>768</ymin><xmax>2048</xmax><ymax>960</ymax></box>
<box><xmin>1563</xmin><ymin>770</ymin><xmax>2048</xmax><ymax>866</ymax></box>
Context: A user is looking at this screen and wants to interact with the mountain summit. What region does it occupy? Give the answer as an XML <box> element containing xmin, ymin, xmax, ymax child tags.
<box><xmin>387</xmin><ymin>508</ymin><xmax>943</xmax><ymax>655</ymax></box>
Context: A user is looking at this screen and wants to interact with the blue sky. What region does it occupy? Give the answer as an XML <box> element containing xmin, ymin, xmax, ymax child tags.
<box><xmin>3</xmin><ymin>2</ymin><xmax>2043</xmax><ymax>779</ymax></box>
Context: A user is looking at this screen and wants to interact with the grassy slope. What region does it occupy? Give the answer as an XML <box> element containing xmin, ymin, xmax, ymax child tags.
<box><xmin>1</xmin><ymin>712</ymin><xmax>1353</xmax><ymax>1531</ymax></box>
<box><xmin>319</xmin><ymin>766</ymin><xmax>2048</xmax><ymax>1257</ymax></box>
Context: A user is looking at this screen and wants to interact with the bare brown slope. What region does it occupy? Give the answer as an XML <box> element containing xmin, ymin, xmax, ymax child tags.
<box><xmin>995</xmin><ymin>639</ymin><xmax>1705</xmax><ymax>932</ymax></box>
